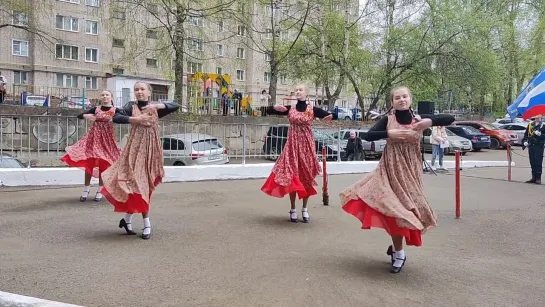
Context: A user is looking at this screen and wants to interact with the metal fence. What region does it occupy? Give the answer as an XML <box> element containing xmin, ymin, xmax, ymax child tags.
<box><xmin>0</xmin><ymin>114</ymin><xmax>359</xmax><ymax>167</ymax></box>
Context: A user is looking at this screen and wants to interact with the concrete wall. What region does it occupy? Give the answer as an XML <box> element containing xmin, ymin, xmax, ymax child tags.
<box><xmin>0</xmin><ymin>160</ymin><xmax>514</xmax><ymax>187</ymax></box>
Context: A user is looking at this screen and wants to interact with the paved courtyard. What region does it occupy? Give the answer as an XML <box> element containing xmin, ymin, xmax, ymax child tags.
<box><xmin>2</xmin><ymin>163</ymin><xmax>545</xmax><ymax>307</ymax></box>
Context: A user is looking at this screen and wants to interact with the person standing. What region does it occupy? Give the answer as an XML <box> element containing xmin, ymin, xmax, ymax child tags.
<box><xmin>261</xmin><ymin>84</ymin><xmax>334</xmax><ymax>223</ymax></box>
<box><xmin>60</xmin><ymin>90</ymin><xmax>121</xmax><ymax>202</ymax></box>
<box><xmin>345</xmin><ymin>130</ymin><xmax>364</xmax><ymax>161</ymax></box>
<box><xmin>522</xmin><ymin>115</ymin><xmax>545</xmax><ymax>184</ymax></box>
<box><xmin>0</xmin><ymin>72</ymin><xmax>7</xmax><ymax>103</ymax></box>
<box><xmin>101</xmin><ymin>82</ymin><xmax>179</xmax><ymax>240</ymax></box>
<box><xmin>430</xmin><ymin>126</ymin><xmax>448</xmax><ymax>170</ymax></box>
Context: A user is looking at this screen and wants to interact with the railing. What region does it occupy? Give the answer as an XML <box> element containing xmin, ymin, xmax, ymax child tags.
<box><xmin>0</xmin><ymin>114</ymin><xmax>362</xmax><ymax>167</ymax></box>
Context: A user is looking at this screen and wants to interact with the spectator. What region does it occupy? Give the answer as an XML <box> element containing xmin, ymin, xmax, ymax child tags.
<box><xmin>0</xmin><ymin>71</ymin><xmax>7</xmax><ymax>103</ymax></box>
<box><xmin>345</xmin><ymin>130</ymin><xmax>364</xmax><ymax>161</ymax></box>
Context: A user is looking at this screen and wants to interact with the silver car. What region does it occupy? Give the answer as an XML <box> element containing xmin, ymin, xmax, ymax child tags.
<box><xmin>161</xmin><ymin>133</ymin><xmax>229</xmax><ymax>166</ymax></box>
<box><xmin>422</xmin><ymin>128</ymin><xmax>472</xmax><ymax>155</ymax></box>
<box><xmin>498</xmin><ymin>123</ymin><xmax>527</xmax><ymax>145</ymax></box>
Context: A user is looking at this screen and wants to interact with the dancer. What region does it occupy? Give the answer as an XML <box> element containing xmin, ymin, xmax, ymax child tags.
<box><xmin>339</xmin><ymin>86</ymin><xmax>454</xmax><ymax>273</ymax></box>
<box><xmin>261</xmin><ymin>84</ymin><xmax>334</xmax><ymax>223</ymax></box>
<box><xmin>101</xmin><ymin>82</ymin><xmax>179</xmax><ymax>240</ymax></box>
<box><xmin>61</xmin><ymin>90</ymin><xmax>121</xmax><ymax>202</ymax></box>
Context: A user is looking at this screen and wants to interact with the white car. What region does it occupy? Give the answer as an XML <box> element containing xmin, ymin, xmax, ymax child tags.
<box><xmin>161</xmin><ymin>133</ymin><xmax>229</xmax><ymax>166</ymax></box>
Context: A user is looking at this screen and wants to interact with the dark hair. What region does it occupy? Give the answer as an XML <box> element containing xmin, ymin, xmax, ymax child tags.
<box><xmin>262</xmin><ymin>90</ymin><xmax>267</xmax><ymax>94</ymax></box>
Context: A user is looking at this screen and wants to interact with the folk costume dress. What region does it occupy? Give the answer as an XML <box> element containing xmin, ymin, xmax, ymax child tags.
<box><xmin>261</xmin><ymin>100</ymin><xmax>333</xmax><ymax>199</ymax></box>
<box><xmin>61</xmin><ymin>106</ymin><xmax>122</xmax><ymax>178</ymax></box>
<box><xmin>100</xmin><ymin>101</ymin><xmax>179</xmax><ymax>214</ymax></box>
<box><xmin>340</xmin><ymin>110</ymin><xmax>454</xmax><ymax>246</ymax></box>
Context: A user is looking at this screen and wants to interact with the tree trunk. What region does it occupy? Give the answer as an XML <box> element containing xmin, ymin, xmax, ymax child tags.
<box><xmin>174</xmin><ymin>5</ymin><xmax>185</xmax><ymax>105</ymax></box>
<box><xmin>268</xmin><ymin>59</ymin><xmax>279</xmax><ymax>104</ymax></box>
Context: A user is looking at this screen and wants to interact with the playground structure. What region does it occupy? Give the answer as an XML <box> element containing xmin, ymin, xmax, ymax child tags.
<box><xmin>186</xmin><ymin>72</ymin><xmax>255</xmax><ymax>116</ymax></box>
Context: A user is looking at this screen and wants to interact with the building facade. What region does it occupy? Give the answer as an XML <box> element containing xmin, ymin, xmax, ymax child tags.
<box><xmin>0</xmin><ymin>0</ymin><xmax>357</xmax><ymax>109</ymax></box>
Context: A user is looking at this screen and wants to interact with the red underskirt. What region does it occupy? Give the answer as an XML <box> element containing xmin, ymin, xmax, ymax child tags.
<box><xmin>261</xmin><ymin>173</ymin><xmax>317</xmax><ymax>199</ymax></box>
<box><xmin>343</xmin><ymin>199</ymin><xmax>423</xmax><ymax>246</ymax></box>
<box><xmin>100</xmin><ymin>176</ymin><xmax>162</xmax><ymax>214</ymax></box>
<box><xmin>61</xmin><ymin>155</ymin><xmax>111</xmax><ymax>178</ymax></box>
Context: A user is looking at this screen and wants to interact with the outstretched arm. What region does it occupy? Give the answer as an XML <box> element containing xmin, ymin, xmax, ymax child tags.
<box><xmin>313</xmin><ymin>107</ymin><xmax>337</xmax><ymax>120</ymax></box>
<box><xmin>420</xmin><ymin>114</ymin><xmax>456</xmax><ymax>126</ymax></box>
<box><xmin>267</xmin><ymin>105</ymin><xmax>291</xmax><ymax>116</ymax></box>
<box><xmin>156</xmin><ymin>102</ymin><xmax>180</xmax><ymax>118</ymax></box>
<box><xmin>77</xmin><ymin>107</ymin><xmax>97</xmax><ymax>120</ymax></box>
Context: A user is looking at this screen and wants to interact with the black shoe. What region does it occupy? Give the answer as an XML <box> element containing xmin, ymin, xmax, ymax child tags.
<box><xmin>526</xmin><ymin>177</ymin><xmax>536</xmax><ymax>183</ymax></box>
<box><xmin>390</xmin><ymin>256</ymin><xmax>407</xmax><ymax>274</ymax></box>
<box><xmin>80</xmin><ymin>196</ymin><xmax>87</xmax><ymax>202</ymax></box>
<box><xmin>141</xmin><ymin>227</ymin><xmax>151</xmax><ymax>240</ymax></box>
<box><xmin>386</xmin><ymin>245</ymin><xmax>394</xmax><ymax>265</ymax></box>
<box><xmin>94</xmin><ymin>192</ymin><xmax>103</xmax><ymax>202</ymax></box>
<box><xmin>118</xmin><ymin>219</ymin><xmax>136</xmax><ymax>235</ymax></box>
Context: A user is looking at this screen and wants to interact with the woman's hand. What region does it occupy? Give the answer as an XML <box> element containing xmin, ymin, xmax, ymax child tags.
<box><xmin>83</xmin><ymin>114</ymin><xmax>96</xmax><ymax>123</ymax></box>
<box><xmin>134</xmin><ymin>114</ymin><xmax>153</xmax><ymax>127</ymax></box>
<box><xmin>387</xmin><ymin>129</ymin><xmax>414</xmax><ymax>140</ymax></box>
<box><xmin>273</xmin><ymin>104</ymin><xmax>288</xmax><ymax>112</ymax></box>
<box><xmin>413</xmin><ymin>118</ymin><xmax>432</xmax><ymax>131</ymax></box>
<box><xmin>323</xmin><ymin>114</ymin><xmax>333</xmax><ymax>122</ymax></box>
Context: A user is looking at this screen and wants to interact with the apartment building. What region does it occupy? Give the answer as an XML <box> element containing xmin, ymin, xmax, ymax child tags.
<box><xmin>0</xmin><ymin>0</ymin><xmax>358</xmax><ymax>108</ymax></box>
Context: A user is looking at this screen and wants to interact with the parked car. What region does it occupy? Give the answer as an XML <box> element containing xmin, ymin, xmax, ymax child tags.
<box><xmin>491</xmin><ymin>117</ymin><xmax>528</xmax><ymax>128</ymax></box>
<box><xmin>0</xmin><ymin>155</ymin><xmax>26</xmax><ymax>168</ymax></box>
<box><xmin>445</xmin><ymin>125</ymin><xmax>491</xmax><ymax>151</ymax></box>
<box><xmin>262</xmin><ymin>124</ymin><xmax>345</xmax><ymax>161</ymax></box>
<box><xmin>498</xmin><ymin>123</ymin><xmax>527</xmax><ymax>145</ymax></box>
<box><xmin>59</xmin><ymin>96</ymin><xmax>92</xmax><ymax>109</ymax></box>
<box><xmin>422</xmin><ymin>128</ymin><xmax>472</xmax><ymax>155</ymax></box>
<box><xmin>454</xmin><ymin>121</ymin><xmax>517</xmax><ymax>149</ymax></box>
<box><xmin>331</xmin><ymin>129</ymin><xmax>386</xmax><ymax>159</ymax></box>
<box><xmin>161</xmin><ymin>133</ymin><xmax>229</xmax><ymax>166</ymax></box>
<box><xmin>335</xmin><ymin>107</ymin><xmax>354</xmax><ymax>120</ymax></box>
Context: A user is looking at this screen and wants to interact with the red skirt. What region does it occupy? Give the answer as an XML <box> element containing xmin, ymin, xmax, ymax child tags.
<box><xmin>100</xmin><ymin>176</ymin><xmax>162</xmax><ymax>214</ymax></box>
<box><xmin>261</xmin><ymin>173</ymin><xmax>317</xmax><ymax>199</ymax></box>
<box><xmin>342</xmin><ymin>199</ymin><xmax>423</xmax><ymax>246</ymax></box>
<box><xmin>61</xmin><ymin>155</ymin><xmax>111</xmax><ymax>178</ymax></box>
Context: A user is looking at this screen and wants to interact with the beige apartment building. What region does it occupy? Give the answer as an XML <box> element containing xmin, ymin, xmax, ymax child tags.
<box><xmin>0</xmin><ymin>0</ymin><xmax>357</xmax><ymax>109</ymax></box>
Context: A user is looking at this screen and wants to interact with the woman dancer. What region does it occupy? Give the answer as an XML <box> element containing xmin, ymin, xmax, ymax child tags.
<box><xmin>340</xmin><ymin>86</ymin><xmax>454</xmax><ymax>273</ymax></box>
<box><xmin>101</xmin><ymin>82</ymin><xmax>179</xmax><ymax>240</ymax></box>
<box><xmin>261</xmin><ymin>84</ymin><xmax>334</xmax><ymax>223</ymax></box>
<box><xmin>61</xmin><ymin>90</ymin><xmax>121</xmax><ymax>202</ymax></box>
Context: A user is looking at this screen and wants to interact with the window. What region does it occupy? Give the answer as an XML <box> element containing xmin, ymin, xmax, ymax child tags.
<box><xmin>59</xmin><ymin>0</ymin><xmax>80</xmax><ymax>3</ymax></box>
<box><xmin>57</xmin><ymin>74</ymin><xmax>78</xmax><ymax>88</ymax></box>
<box><xmin>265</xmin><ymin>5</ymin><xmax>273</xmax><ymax>17</ymax></box>
<box><xmin>56</xmin><ymin>44</ymin><xmax>79</xmax><ymax>60</ymax></box>
<box><xmin>264</xmin><ymin>53</ymin><xmax>271</xmax><ymax>61</ymax></box>
<box><xmin>112</xmin><ymin>68</ymin><xmax>124</xmax><ymax>75</ymax></box>
<box><xmin>189</xmin><ymin>38</ymin><xmax>203</xmax><ymax>51</ymax></box>
<box><xmin>237</xmin><ymin>25</ymin><xmax>246</xmax><ymax>36</ymax></box>
<box><xmin>189</xmin><ymin>15</ymin><xmax>203</xmax><ymax>27</ymax></box>
<box><xmin>280</xmin><ymin>31</ymin><xmax>289</xmax><ymax>41</ymax></box>
<box><xmin>162</xmin><ymin>138</ymin><xmax>185</xmax><ymax>150</ymax></box>
<box><xmin>113</xmin><ymin>10</ymin><xmax>126</xmax><ymax>20</ymax></box>
<box><xmin>14</xmin><ymin>71</ymin><xmax>28</xmax><ymax>85</ymax></box>
<box><xmin>85</xmin><ymin>0</ymin><xmax>99</xmax><ymax>6</ymax></box>
<box><xmin>187</xmin><ymin>62</ymin><xmax>202</xmax><ymax>73</ymax></box>
<box><xmin>236</xmin><ymin>47</ymin><xmax>245</xmax><ymax>59</ymax></box>
<box><xmin>217</xmin><ymin>44</ymin><xmax>224</xmax><ymax>56</ymax></box>
<box><xmin>12</xmin><ymin>40</ymin><xmax>29</xmax><ymax>56</ymax></box>
<box><xmin>264</xmin><ymin>72</ymin><xmax>271</xmax><ymax>82</ymax></box>
<box><xmin>218</xmin><ymin>21</ymin><xmax>224</xmax><ymax>32</ymax></box>
<box><xmin>56</xmin><ymin>15</ymin><xmax>79</xmax><ymax>32</ymax></box>
<box><xmin>279</xmin><ymin>74</ymin><xmax>287</xmax><ymax>84</ymax></box>
<box><xmin>146</xmin><ymin>58</ymin><xmax>158</xmax><ymax>68</ymax></box>
<box><xmin>265</xmin><ymin>28</ymin><xmax>273</xmax><ymax>39</ymax></box>
<box><xmin>85</xmin><ymin>48</ymin><xmax>98</xmax><ymax>63</ymax></box>
<box><xmin>236</xmin><ymin>69</ymin><xmax>245</xmax><ymax>81</ymax></box>
<box><xmin>86</xmin><ymin>20</ymin><xmax>98</xmax><ymax>35</ymax></box>
<box><xmin>146</xmin><ymin>30</ymin><xmax>157</xmax><ymax>39</ymax></box>
<box><xmin>112</xmin><ymin>38</ymin><xmax>125</xmax><ymax>48</ymax></box>
<box><xmin>216</xmin><ymin>67</ymin><xmax>223</xmax><ymax>75</ymax></box>
<box><xmin>13</xmin><ymin>11</ymin><xmax>28</xmax><ymax>26</ymax></box>
<box><xmin>85</xmin><ymin>76</ymin><xmax>98</xmax><ymax>89</ymax></box>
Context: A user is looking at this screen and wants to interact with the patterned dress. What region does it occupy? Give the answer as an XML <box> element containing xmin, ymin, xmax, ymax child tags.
<box><xmin>61</xmin><ymin>107</ymin><xmax>121</xmax><ymax>177</ymax></box>
<box><xmin>100</xmin><ymin>104</ymin><xmax>165</xmax><ymax>214</ymax></box>
<box><xmin>261</xmin><ymin>104</ymin><xmax>321</xmax><ymax>199</ymax></box>
<box><xmin>340</xmin><ymin>114</ymin><xmax>437</xmax><ymax>246</ymax></box>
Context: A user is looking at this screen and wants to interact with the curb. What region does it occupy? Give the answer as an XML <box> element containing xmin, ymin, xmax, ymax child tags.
<box><xmin>0</xmin><ymin>291</ymin><xmax>83</xmax><ymax>307</ymax></box>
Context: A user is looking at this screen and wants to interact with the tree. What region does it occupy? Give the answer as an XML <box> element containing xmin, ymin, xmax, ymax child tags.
<box><xmin>234</xmin><ymin>0</ymin><xmax>313</xmax><ymax>104</ymax></box>
<box><xmin>114</xmin><ymin>0</ymin><xmax>236</xmax><ymax>104</ymax></box>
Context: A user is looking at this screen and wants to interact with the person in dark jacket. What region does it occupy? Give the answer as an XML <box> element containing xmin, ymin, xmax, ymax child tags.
<box><xmin>345</xmin><ymin>130</ymin><xmax>364</xmax><ymax>161</ymax></box>
<box><xmin>522</xmin><ymin>115</ymin><xmax>545</xmax><ymax>184</ymax></box>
